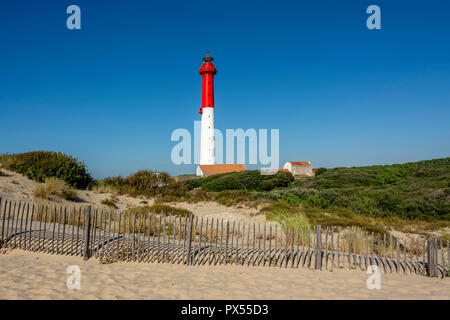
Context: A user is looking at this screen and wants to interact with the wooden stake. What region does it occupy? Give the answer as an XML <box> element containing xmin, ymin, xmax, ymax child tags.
<box><xmin>23</xmin><ymin>203</ymin><xmax>30</xmax><ymax>250</ymax></box>
<box><xmin>224</xmin><ymin>220</ymin><xmax>229</xmax><ymax>265</ymax></box>
<box><xmin>267</xmin><ymin>224</ymin><xmax>272</xmax><ymax>267</ymax></box>
<box><xmin>330</xmin><ymin>228</ymin><xmax>334</xmax><ymax>269</ymax></box>
<box><xmin>82</xmin><ymin>206</ymin><xmax>92</xmax><ymax>260</ymax></box>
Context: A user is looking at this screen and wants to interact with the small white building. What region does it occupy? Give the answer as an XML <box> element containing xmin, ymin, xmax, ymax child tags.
<box><xmin>283</xmin><ymin>161</ymin><xmax>313</xmax><ymax>178</ymax></box>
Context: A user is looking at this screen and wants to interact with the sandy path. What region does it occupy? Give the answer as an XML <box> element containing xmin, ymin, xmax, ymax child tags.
<box><xmin>171</xmin><ymin>201</ymin><xmax>262</xmax><ymax>222</ymax></box>
<box><xmin>0</xmin><ymin>249</ymin><xmax>448</xmax><ymax>300</ymax></box>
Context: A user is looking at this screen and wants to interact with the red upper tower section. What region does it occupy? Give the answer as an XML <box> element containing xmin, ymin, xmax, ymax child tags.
<box><xmin>199</xmin><ymin>51</ymin><xmax>217</xmax><ymax>115</ymax></box>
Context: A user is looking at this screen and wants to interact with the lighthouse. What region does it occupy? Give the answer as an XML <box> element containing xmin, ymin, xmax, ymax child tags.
<box><xmin>195</xmin><ymin>52</ymin><xmax>248</xmax><ymax>177</ymax></box>
<box><xmin>199</xmin><ymin>51</ymin><xmax>217</xmax><ymax>165</ymax></box>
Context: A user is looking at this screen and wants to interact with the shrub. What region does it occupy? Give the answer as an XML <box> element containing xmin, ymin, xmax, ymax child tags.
<box><xmin>98</xmin><ymin>170</ymin><xmax>184</xmax><ymax>198</ymax></box>
<box><xmin>61</xmin><ymin>188</ymin><xmax>77</xmax><ymax>201</ymax></box>
<box><xmin>33</xmin><ymin>177</ymin><xmax>77</xmax><ymax>201</ymax></box>
<box><xmin>0</xmin><ymin>151</ymin><xmax>92</xmax><ymax>189</ymax></box>
<box><xmin>375</xmin><ymin>171</ymin><xmax>399</xmax><ymax>185</ymax></box>
<box><xmin>184</xmin><ymin>177</ymin><xmax>204</xmax><ymax>190</ymax></box>
<box><xmin>303</xmin><ymin>195</ymin><xmax>331</xmax><ymax>208</ymax></box>
<box><xmin>101</xmin><ymin>199</ymin><xmax>117</xmax><ymax>208</ymax></box>
<box><xmin>185</xmin><ymin>189</ymin><xmax>212</xmax><ymax>203</ymax></box>
<box><xmin>267</xmin><ymin>158</ymin><xmax>450</xmax><ymax>221</ymax></box>
<box><xmin>314</xmin><ymin>168</ymin><xmax>328</xmax><ymax>176</ymax></box>
<box><xmin>188</xmin><ymin>170</ymin><xmax>294</xmax><ymax>192</ymax></box>
<box><xmin>350</xmin><ymin>194</ymin><xmax>376</xmax><ymax>216</ymax></box>
<box><xmin>281</xmin><ymin>194</ymin><xmax>301</xmax><ymax>205</ymax></box>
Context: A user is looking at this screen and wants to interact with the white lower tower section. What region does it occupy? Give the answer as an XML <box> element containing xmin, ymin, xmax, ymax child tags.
<box><xmin>200</xmin><ymin>107</ymin><xmax>215</xmax><ymax>165</ymax></box>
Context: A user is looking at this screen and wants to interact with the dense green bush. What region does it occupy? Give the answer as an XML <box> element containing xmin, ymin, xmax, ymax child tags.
<box><xmin>99</xmin><ymin>169</ymin><xmax>186</xmax><ymax>198</ymax></box>
<box><xmin>185</xmin><ymin>170</ymin><xmax>294</xmax><ymax>192</ymax></box>
<box><xmin>267</xmin><ymin>158</ymin><xmax>450</xmax><ymax>220</ymax></box>
<box><xmin>0</xmin><ymin>151</ymin><xmax>92</xmax><ymax>189</ymax></box>
<box><xmin>102</xmin><ymin>170</ymin><xmax>172</xmax><ymax>191</ymax></box>
<box><xmin>314</xmin><ymin>168</ymin><xmax>328</xmax><ymax>176</ymax></box>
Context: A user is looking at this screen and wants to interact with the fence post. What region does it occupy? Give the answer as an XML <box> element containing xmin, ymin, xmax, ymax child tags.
<box><xmin>185</xmin><ymin>215</ymin><xmax>194</xmax><ymax>265</ymax></box>
<box><xmin>427</xmin><ymin>237</ymin><xmax>437</xmax><ymax>277</ymax></box>
<box><xmin>433</xmin><ymin>238</ymin><xmax>439</xmax><ymax>277</ymax></box>
<box><xmin>447</xmin><ymin>240</ymin><xmax>449</xmax><ymax>274</ymax></box>
<box><xmin>0</xmin><ymin>197</ymin><xmax>3</xmax><ymax>247</ymax></box>
<box><xmin>426</xmin><ymin>237</ymin><xmax>431</xmax><ymax>276</ymax></box>
<box><xmin>83</xmin><ymin>206</ymin><xmax>92</xmax><ymax>261</ymax></box>
<box><xmin>225</xmin><ymin>221</ymin><xmax>230</xmax><ymax>265</ymax></box>
<box><xmin>315</xmin><ymin>225</ymin><xmax>322</xmax><ymax>270</ymax></box>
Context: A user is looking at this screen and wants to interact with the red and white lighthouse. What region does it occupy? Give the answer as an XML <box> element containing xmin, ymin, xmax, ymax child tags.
<box><xmin>199</xmin><ymin>51</ymin><xmax>217</xmax><ymax>165</ymax></box>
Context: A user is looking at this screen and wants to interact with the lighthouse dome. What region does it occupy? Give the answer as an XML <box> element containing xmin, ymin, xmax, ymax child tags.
<box><xmin>203</xmin><ymin>51</ymin><xmax>213</xmax><ymax>63</ymax></box>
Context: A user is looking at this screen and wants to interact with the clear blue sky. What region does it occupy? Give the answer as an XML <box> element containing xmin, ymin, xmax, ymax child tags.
<box><xmin>1</xmin><ymin>0</ymin><xmax>449</xmax><ymax>179</ymax></box>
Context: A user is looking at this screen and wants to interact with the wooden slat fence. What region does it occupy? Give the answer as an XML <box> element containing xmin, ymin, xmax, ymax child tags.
<box><xmin>0</xmin><ymin>197</ymin><xmax>448</xmax><ymax>277</ymax></box>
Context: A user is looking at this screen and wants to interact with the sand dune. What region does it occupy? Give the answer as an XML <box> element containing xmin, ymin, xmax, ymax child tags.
<box><xmin>0</xmin><ymin>249</ymin><xmax>448</xmax><ymax>300</ymax></box>
<box><xmin>0</xmin><ymin>168</ymin><xmax>260</xmax><ymax>221</ymax></box>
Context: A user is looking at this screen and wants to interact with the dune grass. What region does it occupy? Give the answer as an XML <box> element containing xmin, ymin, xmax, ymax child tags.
<box><xmin>262</xmin><ymin>201</ymin><xmax>310</xmax><ymax>230</ymax></box>
<box><xmin>101</xmin><ymin>199</ymin><xmax>117</xmax><ymax>208</ymax></box>
<box><xmin>33</xmin><ymin>177</ymin><xmax>77</xmax><ymax>201</ymax></box>
<box><xmin>125</xmin><ymin>204</ymin><xmax>192</xmax><ymax>217</ymax></box>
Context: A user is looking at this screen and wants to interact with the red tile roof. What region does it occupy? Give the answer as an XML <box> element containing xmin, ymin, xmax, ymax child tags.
<box><xmin>288</xmin><ymin>161</ymin><xmax>312</xmax><ymax>166</ymax></box>
<box><xmin>199</xmin><ymin>164</ymin><xmax>247</xmax><ymax>175</ymax></box>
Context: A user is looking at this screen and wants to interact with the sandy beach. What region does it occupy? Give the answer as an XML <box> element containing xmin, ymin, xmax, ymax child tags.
<box><xmin>0</xmin><ymin>249</ymin><xmax>448</xmax><ymax>300</ymax></box>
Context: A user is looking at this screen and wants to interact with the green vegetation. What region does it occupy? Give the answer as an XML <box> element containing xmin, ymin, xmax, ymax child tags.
<box><xmin>93</xmin><ymin>170</ymin><xmax>185</xmax><ymax>200</ymax></box>
<box><xmin>266</xmin><ymin>158</ymin><xmax>450</xmax><ymax>221</ymax></box>
<box><xmin>262</xmin><ymin>201</ymin><xmax>310</xmax><ymax>230</ymax></box>
<box><xmin>185</xmin><ymin>170</ymin><xmax>294</xmax><ymax>192</ymax></box>
<box><xmin>181</xmin><ymin>158</ymin><xmax>450</xmax><ymax>234</ymax></box>
<box><xmin>2</xmin><ymin>150</ymin><xmax>448</xmax><ymax>233</ymax></box>
<box><xmin>314</xmin><ymin>167</ymin><xmax>328</xmax><ymax>176</ymax></box>
<box><xmin>101</xmin><ymin>199</ymin><xmax>118</xmax><ymax>208</ymax></box>
<box><xmin>0</xmin><ymin>151</ymin><xmax>92</xmax><ymax>189</ymax></box>
<box><xmin>126</xmin><ymin>204</ymin><xmax>192</xmax><ymax>217</ymax></box>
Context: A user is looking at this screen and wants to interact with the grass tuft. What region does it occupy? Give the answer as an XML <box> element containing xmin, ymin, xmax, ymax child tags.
<box><xmin>101</xmin><ymin>199</ymin><xmax>117</xmax><ymax>208</ymax></box>
<box><xmin>126</xmin><ymin>204</ymin><xmax>192</xmax><ymax>217</ymax></box>
<box><xmin>262</xmin><ymin>201</ymin><xmax>310</xmax><ymax>230</ymax></box>
<box><xmin>33</xmin><ymin>177</ymin><xmax>77</xmax><ymax>201</ymax></box>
